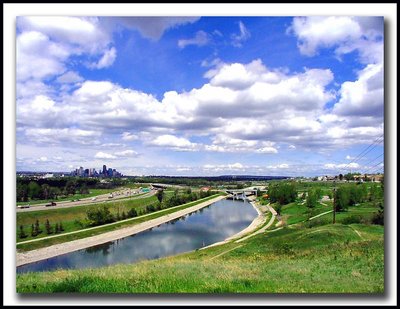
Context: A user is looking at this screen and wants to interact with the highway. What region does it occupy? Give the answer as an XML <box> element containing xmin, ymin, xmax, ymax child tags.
<box><xmin>16</xmin><ymin>188</ymin><xmax>157</xmax><ymax>213</ymax></box>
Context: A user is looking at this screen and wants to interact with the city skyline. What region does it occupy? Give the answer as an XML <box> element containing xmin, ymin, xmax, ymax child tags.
<box><xmin>16</xmin><ymin>16</ymin><xmax>384</xmax><ymax>177</ymax></box>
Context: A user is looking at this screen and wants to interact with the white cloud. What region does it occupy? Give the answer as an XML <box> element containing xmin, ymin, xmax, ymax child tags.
<box><xmin>203</xmin><ymin>162</ymin><xmax>245</xmax><ymax>171</ymax></box>
<box><xmin>289</xmin><ymin>16</ymin><xmax>383</xmax><ymax>64</ymax></box>
<box><xmin>324</xmin><ymin>162</ymin><xmax>360</xmax><ymax>170</ymax></box>
<box><xmin>231</xmin><ymin>21</ymin><xmax>251</xmax><ymax>47</ymax></box>
<box><xmin>56</xmin><ymin>71</ymin><xmax>84</xmax><ymax>84</ymax></box>
<box><xmin>149</xmin><ymin>135</ymin><xmax>199</xmax><ymax>152</ymax></box>
<box><xmin>121</xmin><ymin>132</ymin><xmax>138</xmax><ymax>141</ymax></box>
<box><xmin>89</xmin><ymin>47</ymin><xmax>117</xmax><ymax>69</ymax></box>
<box><xmin>24</xmin><ymin>128</ymin><xmax>101</xmax><ymax>146</ymax></box>
<box><xmin>178</xmin><ymin>30</ymin><xmax>209</xmax><ymax>48</ymax></box>
<box><xmin>268</xmin><ymin>163</ymin><xmax>289</xmax><ymax>169</ymax></box>
<box><xmin>95</xmin><ymin>151</ymin><xmax>117</xmax><ymax>159</ymax></box>
<box><xmin>256</xmin><ymin>147</ymin><xmax>278</xmax><ymax>154</ymax></box>
<box><xmin>333</xmin><ymin>64</ymin><xmax>383</xmax><ymax>118</ymax></box>
<box><xmin>114</xmin><ymin>150</ymin><xmax>138</xmax><ymax>157</ymax></box>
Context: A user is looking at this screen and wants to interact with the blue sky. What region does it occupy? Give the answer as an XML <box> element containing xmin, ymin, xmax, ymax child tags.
<box><xmin>16</xmin><ymin>16</ymin><xmax>384</xmax><ymax>177</ymax></box>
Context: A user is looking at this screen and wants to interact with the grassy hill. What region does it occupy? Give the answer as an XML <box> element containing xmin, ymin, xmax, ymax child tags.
<box><xmin>16</xmin><ymin>222</ymin><xmax>383</xmax><ymax>293</ymax></box>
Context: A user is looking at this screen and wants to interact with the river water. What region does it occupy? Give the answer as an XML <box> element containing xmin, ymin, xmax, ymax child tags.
<box><xmin>17</xmin><ymin>198</ymin><xmax>257</xmax><ymax>274</ymax></box>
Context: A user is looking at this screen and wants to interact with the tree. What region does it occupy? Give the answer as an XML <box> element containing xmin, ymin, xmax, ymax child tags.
<box><xmin>30</xmin><ymin>223</ymin><xmax>37</xmax><ymax>237</ymax></box>
<box><xmin>55</xmin><ymin>222</ymin><xmax>60</xmax><ymax>234</ymax></box>
<box><xmin>41</xmin><ymin>184</ymin><xmax>51</xmax><ymax>200</ymax></box>
<box><xmin>86</xmin><ymin>206</ymin><xmax>115</xmax><ymax>226</ymax></box>
<box><xmin>371</xmin><ymin>202</ymin><xmax>384</xmax><ymax>225</ymax></box>
<box><xmin>19</xmin><ymin>225</ymin><xmax>28</xmax><ymax>239</ymax></box>
<box><xmin>45</xmin><ymin>219</ymin><xmax>53</xmax><ymax>234</ymax></box>
<box><xmin>268</xmin><ymin>182</ymin><xmax>297</xmax><ymax>205</ymax></box>
<box><xmin>64</xmin><ymin>180</ymin><xmax>76</xmax><ymax>196</ymax></box>
<box><xmin>128</xmin><ymin>208</ymin><xmax>138</xmax><ymax>218</ymax></box>
<box><xmin>335</xmin><ymin>187</ymin><xmax>349</xmax><ymax>212</ymax></box>
<box><xmin>156</xmin><ymin>189</ymin><xmax>164</xmax><ymax>204</ymax></box>
<box><xmin>49</xmin><ymin>187</ymin><xmax>61</xmax><ymax>200</ymax></box>
<box><xmin>79</xmin><ymin>183</ymin><xmax>89</xmax><ymax>195</ymax></box>
<box><xmin>17</xmin><ymin>183</ymin><xmax>29</xmax><ymax>202</ymax></box>
<box><xmin>28</xmin><ymin>181</ymin><xmax>41</xmax><ymax>200</ymax></box>
<box><xmin>339</xmin><ymin>173</ymin><xmax>344</xmax><ymax>181</ymax></box>
<box><xmin>306</xmin><ymin>189</ymin><xmax>318</xmax><ymax>209</ymax></box>
<box><xmin>34</xmin><ymin>219</ymin><xmax>42</xmax><ymax>235</ymax></box>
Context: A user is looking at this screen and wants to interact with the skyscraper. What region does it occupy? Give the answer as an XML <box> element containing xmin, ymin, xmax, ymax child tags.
<box><xmin>102</xmin><ymin>165</ymin><xmax>107</xmax><ymax>175</ymax></box>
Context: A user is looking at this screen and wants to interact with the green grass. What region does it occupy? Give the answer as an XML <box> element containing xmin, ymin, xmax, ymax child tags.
<box><xmin>16</xmin><ymin>195</ymin><xmax>160</xmax><ymax>242</ymax></box>
<box><xmin>16</xmin><ymin>194</ymin><xmax>224</xmax><ymax>251</ymax></box>
<box><xmin>16</xmin><ymin>223</ymin><xmax>384</xmax><ymax>293</ymax></box>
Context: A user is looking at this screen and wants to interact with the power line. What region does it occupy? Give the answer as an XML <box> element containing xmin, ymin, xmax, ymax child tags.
<box><xmin>361</xmin><ymin>161</ymin><xmax>384</xmax><ymax>175</ymax></box>
<box><xmin>341</xmin><ymin>134</ymin><xmax>384</xmax><ymax>173</ymax></box>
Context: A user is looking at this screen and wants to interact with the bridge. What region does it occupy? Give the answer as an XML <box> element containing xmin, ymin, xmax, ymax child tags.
<box><xmin>225</xmin><ymin>188</ymin><xmax>258</xmax><ymax>201</ymax></box>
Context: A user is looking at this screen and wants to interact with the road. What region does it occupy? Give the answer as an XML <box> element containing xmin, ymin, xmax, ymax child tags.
<box><xmin>16</xmin><ymin>188</ymin><xmax>157</xmax><ymax>212</ymax></box>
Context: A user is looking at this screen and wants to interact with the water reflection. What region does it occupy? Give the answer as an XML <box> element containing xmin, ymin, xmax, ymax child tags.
<box><xmin>17</xmin><ymin>199</ymin><xmax>257</xmax><ymax>274</ymax></box>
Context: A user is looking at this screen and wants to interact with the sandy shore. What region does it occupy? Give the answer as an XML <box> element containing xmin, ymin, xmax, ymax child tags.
<box><xmin>16</xmin><ymin>195</ymin><xmax>226</xmax><ymax>267</ymax></box>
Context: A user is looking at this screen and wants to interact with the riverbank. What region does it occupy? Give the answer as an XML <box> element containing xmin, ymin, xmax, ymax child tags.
<box><xmin>201</xmin><ymin>199</ymin><xmax>267</xmax><ymax>249</ymax></box>
<box><xmin>16</xmin><ymin>195</ymin><xmax>226</xmax><ymax>267</ymax></box>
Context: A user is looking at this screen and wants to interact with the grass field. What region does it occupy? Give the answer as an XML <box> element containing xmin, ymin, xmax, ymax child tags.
<box><xmin>16</xmin><ymin>194</ymin><xmax>163</xmax><ymax>243</ymax></box>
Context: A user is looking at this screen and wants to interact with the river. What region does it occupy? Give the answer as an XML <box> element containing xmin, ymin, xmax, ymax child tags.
<box><xmin>17</xmin><ymin>198</ymin><xmax>257</xmax><ymax>274</ymax></box>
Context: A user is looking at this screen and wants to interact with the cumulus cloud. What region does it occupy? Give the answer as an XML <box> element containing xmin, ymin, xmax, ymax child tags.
<box><xmin>16</xmin><ymin>57</ymin><xmax>381</xmax><ymax>153</ymax></box>
<box><xmin>333</xmin><ymin>63</ymin><xmax>383</xmax><ymax>118</ymax></box>
<box><xmin>178</xmin><ymin>30</ymin><xmax>209</xmax><ymax>48</ymax></box>
<box><xmin>288</xmin><ymin>16</ymin><xmax>383</xmax><ymax>64</ymax></box>
<box><xmin>149</xmin><ymin>135</ymin><xmax>199</xmax><ymax>152</ymax></box>
<box><xmin>114</xmin><ymin>149</ymin><xmax>138</xmax><ymax>157</ymax></box>
<box><xmin>95</xmin><ymin>151</ymin><xmax>117</xmax><ymax>159</ymax></box>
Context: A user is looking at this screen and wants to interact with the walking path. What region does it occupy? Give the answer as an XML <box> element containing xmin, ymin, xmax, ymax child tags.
<box><xmin>235</xmin><ymin>204</ymin><xmax>280</xmax><ymax>243</ymax></box>
<box><xmin>16</xmin><ymin>195</ymin><xmax>226</xmax><ymax>267</ymax></box>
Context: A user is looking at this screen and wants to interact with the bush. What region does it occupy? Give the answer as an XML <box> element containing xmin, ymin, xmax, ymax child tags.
<box><xmin>341</xmin><ymin>215</ymin><xmax>364</xmax><ymax>225</ymax></box>
<box><xmin>86</xmin><ymin>206</ymin><xmax>115</xmax><ymax>226</ymax></box>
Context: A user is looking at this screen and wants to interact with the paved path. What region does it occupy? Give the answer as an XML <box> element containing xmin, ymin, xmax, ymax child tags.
<box><xmin>308</xmin><ymin>210</ymin><xmax>333</xmax><ymax>220</ymax></box>
<box><xmin>235</xmin><ymin>204</ymin><xmax>279</xmax><ymax>243</ymax></box>
<box><xmin>16</xmin><ymin>195</ymin><xmax>226</xmax><ymax>267</ymax></box>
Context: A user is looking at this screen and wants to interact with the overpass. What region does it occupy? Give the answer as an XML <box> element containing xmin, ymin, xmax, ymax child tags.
<box><xmin>225</xmin><ymin>188</ymin><xmax>258</xmax><ymax>201</ymax></box>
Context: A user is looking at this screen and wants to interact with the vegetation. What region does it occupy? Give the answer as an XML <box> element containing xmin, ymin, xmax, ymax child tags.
<box><xmin>17</xmin><ymin>194</ymin><xmax>224</xmax><ymax>252</ymax></box>
<box><xmin>16</xmin><ymin>180</ymin><xmax>384</xmax><ymax>293</ymax></box>
<box><xmin>268</xmin><ymin>182</ymin><xmax>297</xmax><ymax>205</ymax></box>
<box><xmin>16</xmin><ymin>223</ymin><xmax>384</xmax><ymax>293</ymax></box>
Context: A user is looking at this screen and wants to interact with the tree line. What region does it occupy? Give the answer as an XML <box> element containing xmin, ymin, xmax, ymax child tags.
<box><xmin>85</xmin><ymin>189</ymin><xmax>218</xmax><ymax>227</ymax></box>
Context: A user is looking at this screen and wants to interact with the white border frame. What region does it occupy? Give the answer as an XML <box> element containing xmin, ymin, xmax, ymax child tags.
<box><xmin>4</xmin><ymin>3</ymin><xmax>397</xmax><ymax>306</ymax></box>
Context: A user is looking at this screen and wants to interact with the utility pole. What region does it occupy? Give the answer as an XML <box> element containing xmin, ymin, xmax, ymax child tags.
<box><xmin>333</xmin><ymin>181</ymin><xmax>336</xmax><ymax>224</ymax></box>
